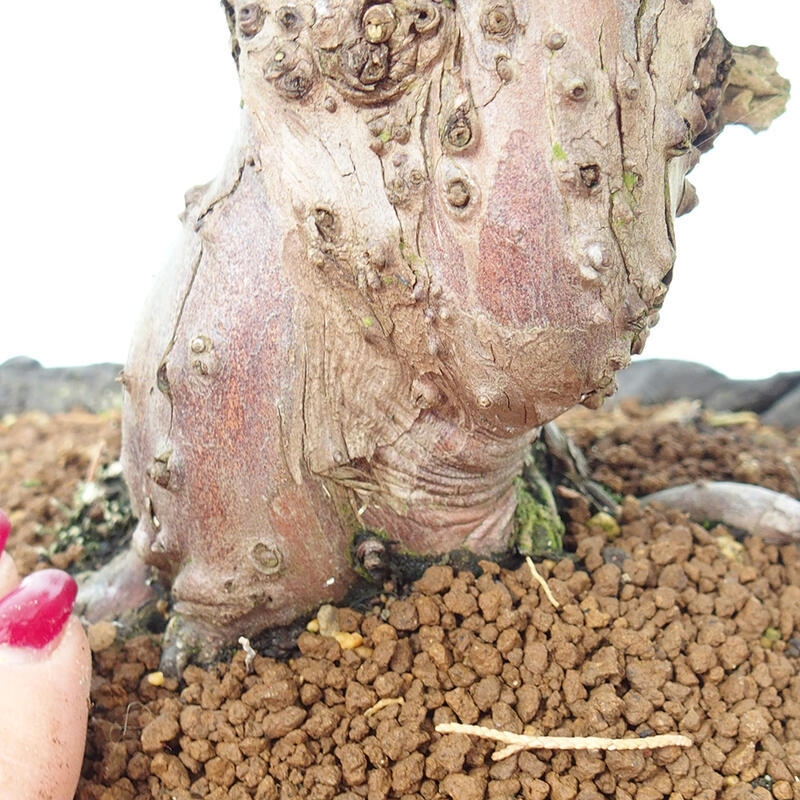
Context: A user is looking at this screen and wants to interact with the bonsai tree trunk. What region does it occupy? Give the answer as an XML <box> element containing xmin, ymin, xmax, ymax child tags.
<box><xmin>114</xmin><ymin>0</ymin><xmax>787</xmax><ymax>667</ymax></box>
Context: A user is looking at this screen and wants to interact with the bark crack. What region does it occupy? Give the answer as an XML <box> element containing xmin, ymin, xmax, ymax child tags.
<box><xmin>195</xmin><ymin>161</ymin><xmax>246</xmax><ymax>230</ymax></box>
<box><xmin>159</xmin><ymin>244</ymin><xmax>204</xmax><ymax>433</ymax></box>
<box><xmin>413</xmin><ymin>81</ymin><xmax>435</xmax><ymax>279</ymax></box>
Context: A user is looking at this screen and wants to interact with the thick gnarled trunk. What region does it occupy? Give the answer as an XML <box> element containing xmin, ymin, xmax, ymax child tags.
<box><xmin>116</xmin><ymin>0</ymin><xmax>786</xmax><ymax>666</ymax></box>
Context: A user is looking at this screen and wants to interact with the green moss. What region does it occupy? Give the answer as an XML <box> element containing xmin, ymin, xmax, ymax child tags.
<box><xmin>512</xmin><ymin>476</ymin><xmax>564</xmax><ymax>558</ymax></box>
<box><xmin>552</xmin><ymin>142</ymin><xmax>567</xmax><ymax>161</ymax></box>
<box><xmin>622</xmin><ymin>171</ymin><xmax>638</xmax><ymax>192</ymax></box>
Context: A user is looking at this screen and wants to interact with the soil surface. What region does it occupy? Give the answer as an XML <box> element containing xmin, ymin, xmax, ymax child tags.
<box><xmin>2</xmin><ymin>401</ymin><xmax>800</xmax><ymax>800</ymax></box>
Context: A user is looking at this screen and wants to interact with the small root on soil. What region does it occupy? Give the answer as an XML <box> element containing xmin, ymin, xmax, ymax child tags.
<box><xmin>435</xmin><ymin>721</ymin><xmax>692</xmax><ymax>760</ymax></box>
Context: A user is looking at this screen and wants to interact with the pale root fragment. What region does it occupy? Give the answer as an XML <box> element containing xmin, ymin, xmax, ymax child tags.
<box><xmin>238</xmin><ymin>636</ymin><xmax>257</xmax><ymax>674</ymax></box>
<box><xmin>364</xmin><ymin>697</ymin><xmax>405</xmax><ymax>717</ymax></box>
<box><xmin>526</xmin><ymin>556</ymin><xmax>560</xmax><ymax>609</ymax></box>
<box><xmin>435</xmin><ymin>722</ymin><xmax>692</xmax><ymax>760</ymax></box>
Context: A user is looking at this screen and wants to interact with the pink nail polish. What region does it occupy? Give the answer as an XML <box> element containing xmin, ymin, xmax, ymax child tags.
<box><xmin>0</xmin><ymin>569</ymin><xmax>78</xmax><ymax>649</ymax></box>
<box><xmin>0</xmin><ymin>509</ymin><xmax>10</xmax><ymax>552</ymax></box>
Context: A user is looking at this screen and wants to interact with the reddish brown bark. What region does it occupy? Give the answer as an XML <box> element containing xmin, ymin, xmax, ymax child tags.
<box><xmin>117</xmin><ymin>0</ymin><xmax>786</xmax><ymax>666</ymax></box>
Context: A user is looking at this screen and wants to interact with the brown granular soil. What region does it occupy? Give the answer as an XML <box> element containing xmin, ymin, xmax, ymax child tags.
<box><xmin>0</xmin><ymin>410</ymin><xmax>122</xmax><ymax>575</ymax></box>
<box><xmin>2</xmin><ymin>402</ymin><xmax>800</xmax><ymax>800</ymax></box>
<box><xmin>562</xmin><ymin>400</ymin><xmax>800</xmax><ymax>499</ymax></box>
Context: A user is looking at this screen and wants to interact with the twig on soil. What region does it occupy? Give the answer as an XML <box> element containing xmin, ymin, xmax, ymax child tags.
<box><xmin>435</xmin><ymin>722</ymin><xmax>691</xmax><ymax>760</ymax></box>
<box><xmin>526</xmin><ymin>556</ymin><xmax>560</xmax><ymax>608</ymax></box>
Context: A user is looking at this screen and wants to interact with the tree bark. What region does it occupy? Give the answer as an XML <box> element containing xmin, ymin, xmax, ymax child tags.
<box><xmin>115</xmin><ymin>0</ymin><xmax>787</xmax><ymax>667</ymax></box>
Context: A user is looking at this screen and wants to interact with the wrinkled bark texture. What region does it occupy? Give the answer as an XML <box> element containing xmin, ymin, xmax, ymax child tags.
<box><xmin>119</xmin><ymin>0</ymin><xmax>787</xmax><ymax>665</ymax></box>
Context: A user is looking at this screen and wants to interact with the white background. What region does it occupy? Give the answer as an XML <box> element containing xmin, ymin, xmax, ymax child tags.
<box><xmin>0</xmin><ymin>1</ymin><xmax>796</xmax><ymax>379</ymax></box>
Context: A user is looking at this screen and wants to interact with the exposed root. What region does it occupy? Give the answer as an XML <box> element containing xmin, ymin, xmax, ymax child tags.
<box><xmin>526</xmin><ymin>556</ymin><xmax>560</xmax><ymax>609</ymax></box>
<box><xmin>364</xmin><ymin>697</ymin><xmax>405</xmax><ymax>717</ymax></box>
<box><xmin>435</xmin><ymin>722</ymin><xmax>692</xmax><ymax>760</ymax></box>
<box><xmin>238</xmin><ymin>636</ymin><xmax>257</xmax><ymax>674</ymax></box>
<box><xmin>641</xmin><ymin>481</ymin><xmax>800</xmax><ymax>544</ymax></box>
